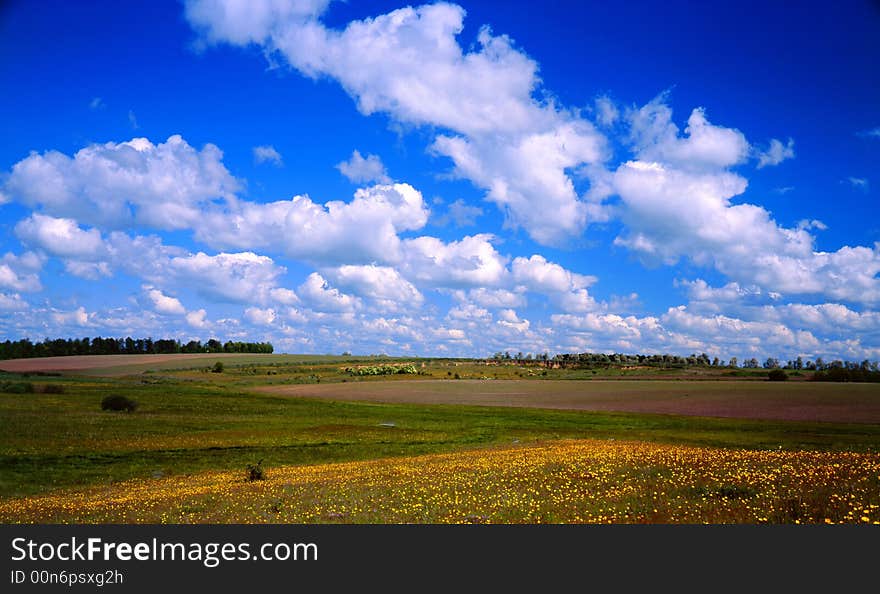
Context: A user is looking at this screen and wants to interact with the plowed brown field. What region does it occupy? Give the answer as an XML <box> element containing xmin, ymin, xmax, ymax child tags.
<box><xmin>256</xmin><ymin>379</ymin><xmax>880</xmax><ymax>423</ymax></box>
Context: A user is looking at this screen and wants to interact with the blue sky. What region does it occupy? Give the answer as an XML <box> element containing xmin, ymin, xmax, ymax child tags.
<box><xmin>0</xmin><ymin>0</ymin><xmax>878</xmax><ymax>360</ymax></box>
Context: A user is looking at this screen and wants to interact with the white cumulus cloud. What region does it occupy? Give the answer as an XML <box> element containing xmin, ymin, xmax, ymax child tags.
<box><xmin>322</xmin><ymin>264</ymin><xmax>423</xmax><ymax>310</ymax></box>
<box><xmin>297</xmin><ymin>272</ymin><xmax>360</xmax><ymax>313</ymax></box>
<box><xmin>15</xmin><ymin>214</ymin><xmax>106</xmax><ymax>259</ymax></box>
<box><xmin>144</xmin><ymin>286</ymin><xmax>187</xmax><ymax>315</ymax></box>
<box><xmin>2</xmin><ymin>135</ymin><xmax>240</xmax><ymax>230</ymax></box>
<box><xmin>756</xmin><ymin>138</ymin><xmax>795</xmax><ymax>168</ymax></box>
<box><xmin>336</xmin><ymin>150</ymin><xmax>390</xmax><ymax>184</ymax></box>
<box><xmin>0</xmin><ymin>252</ymin><xmax>44</xmax><ymax>293</ymax></box>
<box><xmin>253</xmin><ymin>145</ymin><xmax>283</xmax><ymax>166</ymax></box>
<box><xmin>196</xmin><ymin>182</ymin><xmax>428</xmax><ymax>265</ymax></box>
<box><xmin>244</xmin><ymin>307</ymin><xmax>277</xmax><ymax>326</ymax></box>
<box><xmin>184</xmin><ymin>0</ymin><xmax>609</xmax><ymax>246</ymax></box>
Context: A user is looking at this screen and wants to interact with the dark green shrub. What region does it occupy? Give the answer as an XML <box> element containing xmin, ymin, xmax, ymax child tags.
<box><xmin>811</xmin><ymin>367</ymin><xmax>880</xmax><ymax>383</ymax></box>
<box><xmin>0</xmin><ymin>381</ymin><xmax>35</xmax><ymax>393</ymax></box>
<box><xmin>768</xmin><ymin>369</ymin><xmax>788</xmax><ymax>382</ymax></box>
<box><xmin>101</xmin><ymin>394</ymin><xmax>138</xmax><ymax>412</ymax></box>
<box><xmin>246</xmin><ymin>460</ymin><xmax>266</xmax><ymax>481</ymax></box>
<box><xmin>211</xmin><ymin>361</ymin><xmax>224</xmax><ymax>373</ymax></box>
<box><xmin>40</xmin><ymin>384</ymin><xmax>66</xmax><ymax>394</ymax></box>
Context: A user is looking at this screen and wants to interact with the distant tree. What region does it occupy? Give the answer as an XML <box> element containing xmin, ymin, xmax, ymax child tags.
<box><xmin>181</xmin><ymin>340</ymin><xmax>203</xmax><ymax>353</ymax></box>
<box><xmin>768</xmin><ymin>369</ymin><xmax>788</xmax><ymax>382</ymax></box>
<box><xmin>0</xmin><ymin>336</ymin><xmax>273</xmax><ymax>360</ymax></box>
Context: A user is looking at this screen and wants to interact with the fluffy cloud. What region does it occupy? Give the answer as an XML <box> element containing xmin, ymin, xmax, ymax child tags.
<box><xmin>15</xmin><ymin>214</ymin><xmax>105</xmax><ymax>259</ymax></box>
<box><xmin>756</xmin><ymin>303</ymin><xmax>880</xmax><ymax>336</ymax></box>
<box><xmin>497</xmin><ymin>308</ymin><xmax>530</xmax><ymax>332</ymax></box>
<box><xmin>512</xmin><ymin>255</ymin><xmax>597</xmax><ymax>312</ymax></box>
<box><xmin>185</xmin><ymin>1</ymin><xmax>608</xmax><ymax>246</ymax></box>
<box><xmin>51</xmin><ymin>306</ymin><xmax>92</xmax><ymax>327</ymax></box>
<box><xmin>63</xmin><ymin>261</ymin><xmax>112</xmax><ymax>280</ymax></box>
<box><xmin>196</xmin><ymin>183</ymin><xmax>428</xmax><ymax>265</ymax></box>
<box><xmin>432</xmin><ymin>118</ymin><xmax>605</xmax><ymax>245</ymax></box>
<box><xmin>549</xmin><ymin>305</ymin><xmax>854</xmax><ymax>361</ymax></box>
<box><xmin>447</xmin><ymin>302</ymin><xmax>491</xmax><ymax>323</ymax></box>
<box><xmin>186</xmin><ymin>309</ymin><xmax>210</xmax><ymax>329</ymax></box>
<box><xmin>336</xmin><ymin>150</ymin><xmax>390</xmax><ymax>184</ymax></box>
<box><xmin>2</xmin><ymin>135</ymin><xmax>239</xmax><ymax>230</ymax></box>
<box><xmin>166</xmin><ymin>251</ymin><xmax>287</xmax><ymax>304</ymax></box>
<box><xmin>269</xmin><ymin>287</ymin><xmax>299</xmax><ymax>305</ymax></box>
<box><xmin>322</xmin><ymin>264</ymin><xmax>423</xmax><ymax>310</ymax></box>
<box><xmin>0</xmin><ymin>252</ymin><xmax>43</xmax><ymax>293</ymax></box>
<box><xmin>677</xmin><ymin>279</ymin><xmax>777</xmax><ymax>309</ymax></box>
<box><xmin>144</xmin><ymin>286</ymin><xmax>186</xmax><ymax>315</ymax></box>
<box><xmin>0</xmin><ymin>293</ymin><xmax>28</xmax><ymax>311</ymax></box>
<box><xmin>400</xmin><ymin>234</ymin><xmax>507</xmax><ymax>288</ymax></box>
<box><xmin>1</xmin><ymin>135</ymin><xmax>432</xmax><ymax>268</ymax></box>
<box><xmin>628</xmin><ymin>101</ymin><xmax>749</xmax><ymax>171</ymax></box>
<box><xmin>756</xmin><ymin>138</ymin><xmax>795</xmax><ymax>168</ymax></box>
<box><xmin>244</xmin><ymin>307</ymin><xmax>277</xmax><ymax>326</ymax></box>
<box><xmin>297</xmin><ymin>272</ymin><xmax>360</xmax><ymax>312</ymax></box>
<box><xmin>454</xmin><ymin>287</ymin><xmax>526</xmax><ymax>309</ymax></box>
<box><xmin>552</xmin><ymin>312</ymin><xmax>662</xmax><ymax>344</ymax></box>
<box><xmin>593</xmin><ymin>95</ymin><xmax>619</xmax><ymax>127</ymax></box>
<box><xmin>185</xmin><ymin>0</ymin><xmax>329</xmax><ymax>45</ymax></box>
<box><xmin>253</xmin><ymin>145</ymin><xmax>283</xmax><ymax>166</ymax></box>
<box><xmin>12</xmin><ymin>213</ymin><xmax>298</xmax><ymax>308</ymax></box>
<box><xmin>614</xmin><ymin>100</ymin><xmax>880</xmax><ymax>304</ymax></box>
<box><xmin>661</xmin><ymin>306</ymin><xmax>821</xmax><ymax>355</ymax></box>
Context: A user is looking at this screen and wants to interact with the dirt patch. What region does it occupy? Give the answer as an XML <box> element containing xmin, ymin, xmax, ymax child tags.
<box><xmin>255</xmin><ymin>379</ymin><xmax>880</xmax><ymax>424</ymax></box>
<box><xmin>0</xmin><ymin>354</ymin><xmax>257</xmax><ymax>375</ymax></box>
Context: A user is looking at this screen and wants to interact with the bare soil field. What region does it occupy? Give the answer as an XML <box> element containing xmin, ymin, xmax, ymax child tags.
<box><xmin>0</xmin><ymin>353</ymin><xmax>269</xmax><ymax>375</ymax></box>
<box><xmin>258</xmin><ymin>379</ymin><xmax>880</xmax><ymax>424</ymax></box>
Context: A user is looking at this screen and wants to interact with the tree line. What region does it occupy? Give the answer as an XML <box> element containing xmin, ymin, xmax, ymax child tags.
<box><xmin>0</xmin><ymin>337</ymin><xmax>274</xmax><ymax>360</ymax></box>
<box><xmin>490</xmin><ymin>350</ymin><xmax>879</xmax><ymax>373</ymax></box>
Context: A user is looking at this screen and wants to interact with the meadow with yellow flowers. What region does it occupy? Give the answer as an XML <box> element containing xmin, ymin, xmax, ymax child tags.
<box><xmin>2</xmin><ymin>439</ymin><xmax>878</xmax><ymax>524</ymax></box>
<box><xmin>1</xmin><ymin>355</ymin><xmax>879</xmax><ymax>523</ymax></box>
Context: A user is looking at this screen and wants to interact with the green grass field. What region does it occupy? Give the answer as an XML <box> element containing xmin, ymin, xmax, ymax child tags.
<box><xmin>1</xmin><ymin>356</ymin><xmax>878</xmax><ymax>523</ymax></box>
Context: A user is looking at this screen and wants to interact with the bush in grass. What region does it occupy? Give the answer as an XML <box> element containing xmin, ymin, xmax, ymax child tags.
<box><xmin>767</xmin><ymin>369</ymin><xmax>788</xmax><ymax>382</ymax></box>
<box><xmin>0</xmin><ymin>381</ymin><xmax>35</xmax><ymax>394</ymax></box>
<box><xmin>40</xmin><ymin>384</ymin><xmax>65</xmax><ymax>394</ymax></box>
<box><xmin>246</xmin><ymin>459</ymin><xmax>266</xmax><ymax>481</ymax></box>
<box><xmin>101</xmin><ymin>394</ymin><xmax>138</xmax><ymax>412</ymax></box>
<box><xmin>211</xmin><ymin>361</ymin><xmax>224</xmax><ymax>373</ymax></box>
